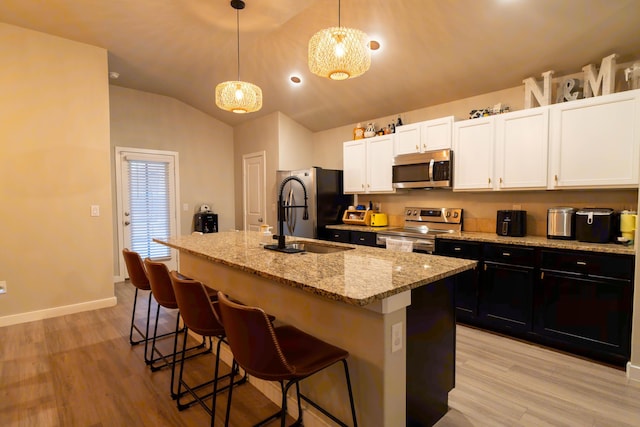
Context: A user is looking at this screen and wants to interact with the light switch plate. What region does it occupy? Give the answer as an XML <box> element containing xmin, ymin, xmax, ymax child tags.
<box><xmin>0</xmin><ymin>281</ymin><xmax>6</xmax><ymax>295</ymax></box>
<box><xmin>90</xmin><ymin>205</ymin><xmax>100</xmax><ymax>217</ymax></box>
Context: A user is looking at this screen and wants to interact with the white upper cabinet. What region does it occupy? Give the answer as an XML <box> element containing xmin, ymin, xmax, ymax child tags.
<box><xmin>453</xmin><ymin>117</ymin><xmax>494</xmax><ymax>190</ymax></box>
<box><xmin>494</xmin><ymin>107</ymin><xmax>549</xmax><ymax>190</ymax></box>
<box><xmin>548</xmin><ymin>89</ymin><xmax>640</xmax><ymax>189</ymax></box>
<box><xmin>394</xmin><ymin>116</ymin><xmax>454</xmax><ymax>155</ymax></box>
<box><xmin>343</xmin><ymin>134</ymin><xmax>395</xmax><ymax>194</ymax></box>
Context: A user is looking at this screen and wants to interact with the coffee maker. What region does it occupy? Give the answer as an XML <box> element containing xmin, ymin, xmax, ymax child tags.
<box><xmin>194</xmin><ymin>204</ymin><xmax>218</xmax><ymax>233</ymax></box>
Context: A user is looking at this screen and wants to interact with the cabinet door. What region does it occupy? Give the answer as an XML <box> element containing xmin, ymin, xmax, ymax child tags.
<box><xmin>422</xmin><ymin>116</ymin><xmax>453</xmax><ymax>151</ymax></box>
<box><xmin>366</xmin><ymin>135</ymin><xmax>395</xmax><ymax>193</ymax></box>
<box><xmin>548</xmin><ymin>90</ymin><xmax>640</xmax><ymax>189</ymax></box>
<box><xmin>453</xmin><ymin>117</ymin><xmax>494</xmax><ymax>190</ymax></box>
<box><xmin>343</xmin><ymin>140</ymin><xmax>366</xmax><ymax>193</ymax></box>
<box><xmin>394</xmin><ymin>123</ymin><xmax>421</xmax><ymax>155</ymax></box>
<box><xmin>536</xmin><ymin>270</ymin><xmax>632</xmax><ymax>360</ymax></box>
<box><xmin>350</xmin><ymin>230</ymin><xmax>378</xmax><ymax>247</ymax></box>
<box><xmin>435</xmin><ymin>239</ymin><xmax>482</xmax><ymax>321</ymax></box>
<box><xmin>495</xmin><ymin>107</ymin><xmax>549</xmax><ymax>190</ymax></box>
<box><xmin>480</xmin><ymin>261</ymin><xmax>533</xmax><ymax>333</ymax></box>
<box><xmin>326</xmin><ymin>229</ymin><xmax>350</xmax><ymax>243</ymax></box>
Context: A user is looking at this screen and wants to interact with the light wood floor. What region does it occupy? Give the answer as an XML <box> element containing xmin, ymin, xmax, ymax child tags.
<box><xmin>1</xmin><ymin>281</ymin><xmax>639</xmax><ymax>427</ymax></box>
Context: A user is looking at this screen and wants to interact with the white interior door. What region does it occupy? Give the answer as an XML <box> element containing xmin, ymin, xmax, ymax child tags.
<box><xmin>116</xmin><ymin>147</ymin><xmax>179</xmax><ymax>278</ymax></box>
<box><xmin>243</xmin><ymin>151</ymin><xmax>266</xmax><ymax>231</ymax></box>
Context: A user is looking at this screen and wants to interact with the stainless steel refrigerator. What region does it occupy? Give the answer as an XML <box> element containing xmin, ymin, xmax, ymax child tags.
<box><xmin>276</xmin><ymin>167</ymin><xmax>353</xmax><ymax>240</ymax></box>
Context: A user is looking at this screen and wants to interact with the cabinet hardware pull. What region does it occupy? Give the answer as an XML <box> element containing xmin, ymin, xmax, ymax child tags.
<box><xmin>499</xmin><ymin>177</ymin><xmax>503</xmax><ymax>184</ymax></box>
<box><xmin>454</xmin><ymin>247</ymin><xmax>462</xmax><ymax>251</ymax></box>
<box><xmin>554</xmin><ymin>174</ymin><xmax>558</xmax><ymax>182</ymax></box>
<box><xmin>362</xmin><ymin>184</ymin><xmax>364</xmax><ymax>189</ymax></box>
<box><xmin>415</xmin><ymin>145</ymin><xmax>419</xmax><ymax>150</ymax></box>
<box><xmin>576</xmin><ymin>261</ymin><xmax>587</xmax><ymax>266</ymax></box>
<box><xmin>359</xmin><ymin>237</ymin><xmax>365</xmax><ymax>241</ymax></box>
<box><xmin>488</xmin><ymin>177</ymin><xmax>491</xmax><ymax>185</ymax></box>
<box><xmin>502</xmin><ymin>252</ymin><xmax>511</xmax><ymax>256</ymax></box>
<box><xmin>334</xmin><ymin>234</ymin><xmax>339</xmax><ymax>238</ymax></box>
<box><xmin>484</xmin><ymin>264</ymin><xmax>487</xmax><ymax>271</ymax></box>
<box><xmin>541</xmin><ymin>272</ymin><xmax>544</xmax><ymax>279</ymax></box>
<box><xmin>422</xmin><ymin>144</ymin><xmax>426</xmax><ymax>150</ymax></box>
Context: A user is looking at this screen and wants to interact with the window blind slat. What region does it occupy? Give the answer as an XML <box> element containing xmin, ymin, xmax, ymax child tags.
<box><xmin>128</xmin><ymin>160</ymin><xmax>171</xmax><ymax>260</ymax></box>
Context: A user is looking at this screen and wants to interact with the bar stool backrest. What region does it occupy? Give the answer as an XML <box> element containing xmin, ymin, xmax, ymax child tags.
<box><xmin>217</xmin><ymin>292</ymin><xmax>295</xmax><ymax>381</ymax></box>
<box><xmin>122</xmin><ymin>248</ymin><xmax>150</xmax><ymax>291</ymax></box>
<box><xmin>144</xmin><ymin>259</ymin><xmax>177</xmax><ymax>309</ymax></box>
<box><xmin>169</xmin><ymin>271</ymin><xmax>225</xmax><ymax>337</ymax></box>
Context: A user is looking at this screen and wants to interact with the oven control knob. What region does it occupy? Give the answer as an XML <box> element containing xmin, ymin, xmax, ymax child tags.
<box><xmin>406</xmin><ymin>209</ymin><xmax>412</xmax><ymax>216</ymax></box>
<box><xmin>413</xmin><ymin>210</ymin><xmax>418</xmax><ymax>216</ymax></box>
<box><xmin>445</xmin><ymin>211</ymin><xmax>451</xmax><ymax>217</ymax></box>
<box><xmin>453</xmin><ymin>212</ymin><xmax>459</xmax><ymax>218</ymax></box>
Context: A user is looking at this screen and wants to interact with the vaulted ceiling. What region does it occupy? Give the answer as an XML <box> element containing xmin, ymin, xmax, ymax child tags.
<box><xmin>2</xmin><ymin>0</ymin><xmax>640</xmax><ymax>132</ymax></box>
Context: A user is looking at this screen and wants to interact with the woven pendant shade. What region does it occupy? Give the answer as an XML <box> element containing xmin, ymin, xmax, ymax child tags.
<box><xmin>308</xmin><ymin>26</ymin><xmax>370</xmax><ymax>80</ymax></box>
<box><xmin>215</xmin><ymin>80</ymin><xmax>262</xmax><ymax>114</ymax></box>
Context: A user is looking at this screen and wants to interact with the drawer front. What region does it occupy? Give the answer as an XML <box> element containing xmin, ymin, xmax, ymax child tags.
<box><xmin>435</xmin><ymin>239</ymin><xmax>482</xmax><ymax>259</ymax></box>
<box><xmin>483</xmin><ymin>244</ymin><xmax>535</xmax><ymax>266</ymax></box>
<box><xmin>541</xmin><ymin>250</ymin><xmax>634</xmax><ymax>279</ymax></box>
<box><xmin>328</xmin><ymin>229</ymin><xmax>350</xmax><ymax>243</ymax></box>
<box><xmin>350</xmin><ymin>231</ymin><xmax>377</xmax><ymax>247</ymax></box>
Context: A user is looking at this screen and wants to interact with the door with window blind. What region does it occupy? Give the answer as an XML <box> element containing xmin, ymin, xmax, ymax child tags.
<box><xmin>116</xmin><ymin>148</ymin><xmax>179</xmax><ymax>278</ymax></box>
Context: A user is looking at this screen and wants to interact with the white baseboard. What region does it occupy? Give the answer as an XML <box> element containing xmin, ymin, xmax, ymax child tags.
<box><xmin>194</xmin><ymin>332</ymin><xmax>332</xmax><ymax>427</ymax></box>
<box><xmin>0</xmin><ymin>297</ymin><xmax>117</xmax><ymax>328</ymax></box>
<box><xmin>626</xmin><ymin>361</ymin><xmax>640</xmax><ymax>382</ymax></box>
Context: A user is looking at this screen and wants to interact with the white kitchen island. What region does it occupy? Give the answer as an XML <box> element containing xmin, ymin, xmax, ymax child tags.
<box><xmin>156</xmin><ymin>231</ymin><xmax>476</xmax><ymax>426</ymax></box>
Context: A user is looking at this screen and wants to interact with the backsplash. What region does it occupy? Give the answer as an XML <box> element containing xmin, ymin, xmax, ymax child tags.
<box><xmin>359</xmin><ymin>188</ymin><xmax>638</xmax><ymax>237</ymax></box>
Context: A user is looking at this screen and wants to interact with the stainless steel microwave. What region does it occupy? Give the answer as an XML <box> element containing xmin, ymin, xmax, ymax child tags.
<box><xmin>392</xmin><ymin>149</ymin><xmax>453</xmax><ymax>189</ymax></box>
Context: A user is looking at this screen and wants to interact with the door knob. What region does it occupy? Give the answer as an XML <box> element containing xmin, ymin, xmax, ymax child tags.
<box><xmin>258</xmin><ymin>218</ymin><xmax>263</xmax><ymax>222</ymax></box>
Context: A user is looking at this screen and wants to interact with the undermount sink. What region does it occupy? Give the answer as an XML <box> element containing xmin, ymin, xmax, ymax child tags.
<box><xmin>264</xmin><ymin>241</ymin><xmax>354</xmax><ymax>254</ymax></box>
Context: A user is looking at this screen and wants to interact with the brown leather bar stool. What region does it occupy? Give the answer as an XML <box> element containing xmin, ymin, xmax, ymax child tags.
<box><xmin>169</xmin><ymin>271</ymin><xmax>246</xmax><ymax>424</ymax></box>
<box><xmin>121</xmin><ymin>248</ymin><xmax>168</xmax><ymax>365</ymax></box>
<box><xmin>144</xmin><ymin>259</ymin><xmax>218</xmax><ymax>398</ymax></box>
<box><xmin>217</xmin><ymin>291</ymin><xmax>358</xmax><ymax>427</ymax></box>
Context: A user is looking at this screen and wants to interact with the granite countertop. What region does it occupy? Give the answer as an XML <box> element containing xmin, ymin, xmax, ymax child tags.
<box><xmin>441</xmin><ymin>232</ymin><xmax>635</xmax><ymax>256</ymax></box>
<box><xmin>155</xmin><ymin>231</ymin><xmax>476</xmax><ymax>307</ymax></box>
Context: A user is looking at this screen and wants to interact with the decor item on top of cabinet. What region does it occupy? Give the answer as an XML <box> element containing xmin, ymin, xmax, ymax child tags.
<box><xmin>555</xmin><ymin>78</ymin><xmax>582</xmax><ymax>103</ymax></box>
<box><xmin>396</xmin><ymin>115</ymin><xmax>403</xmax><ymax>127</ymax></box>
<box><xmin>625</xmin><ymin>62</ymin><xmax>640</xmax><ymax>90</ymax></box>
<box><xmin>364</xmin><ymin>122</ymin><xmax>376</xmax><ymax>138</ymax></box>
<box><xmin>353</xmin><ymin>123</ymin><xmax>365</xmax><ymax>140</ymax></box>
<box><xmin>469</xmin><ymin>103</ymin><xmax>510</xmax><ymax>119</ymax></box>
<box><xmin>523</xmin><ymin>53</ymin><xmax>618</xmax><ymax>108</ymax></box>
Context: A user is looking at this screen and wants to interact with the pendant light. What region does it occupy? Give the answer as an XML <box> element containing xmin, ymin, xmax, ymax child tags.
<box><xmin>215</xmin><ymin>0</ymin><xmax>262</xmax><ymax>114</ymax></box>
<box><xmin>308</xmin><ymin>0</ymin><xmax>371</xmax><ymax>80</ymax></box>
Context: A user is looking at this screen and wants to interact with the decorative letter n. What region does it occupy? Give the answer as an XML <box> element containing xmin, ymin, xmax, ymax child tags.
<box><xmin>523</xmin><ymin>70</ymin><xmax>555</xmax><ymax>108</ymax></box>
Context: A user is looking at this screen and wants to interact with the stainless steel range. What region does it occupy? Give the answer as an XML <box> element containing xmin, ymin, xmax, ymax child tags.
<box><xmin>376</xmin><ymin>207</ymin><xmax>463</xmax><ymax>253</ymax></box>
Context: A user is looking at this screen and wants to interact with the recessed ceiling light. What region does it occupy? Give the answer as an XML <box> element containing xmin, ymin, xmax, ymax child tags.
<box><xmin>368</xmin><ymin>40</ymin><xmax>381</xmax><ymax>51</ymax></box>
<box><xmin>290</xmin><ymin>75</ymin><xmax>302</xmax><ymax>84</ymax></box>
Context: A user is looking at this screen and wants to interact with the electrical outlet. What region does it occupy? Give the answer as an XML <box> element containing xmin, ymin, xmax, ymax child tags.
<box><xmin>0</xmin><ymin>281</ymin><xmax>6</xmax><ymax>295</ymax></box>
<box><xmin>374</xmin><ymin>202</ymin><xmax>382</xmax><ymax>212</ymax></box>
<box><xmin>391</xmin><ymin>322</ymin><xmax>403</xmax><ymax>353</ymax></box>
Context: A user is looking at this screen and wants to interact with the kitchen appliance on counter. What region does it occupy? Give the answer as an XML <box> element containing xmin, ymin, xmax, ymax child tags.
<box><xmin>547</xmin><ymin>207</ymin><xmax>576</xmax><ymax>240</ymax></box>
<box><xmin>496</xmin><ymin>210</ymin><xmax>527</xmax><ymax>237</ymax></box>
<box><xmin>370</xmin><ymin>212</ymin><xmax>388</xmax><ymax>227</ymax></box>
<box><xmin>194</xmin><ymin>211</ymin><xmax>218</xmax><ymax>233</ymax></box>
<box><xmin>392</xmin><ymin>149</ymin><xmax>453</xmax><ymax>189</ymax></box>
<box><xmin>276</xmin><ymin>167</ymin><xmax>353</xmax><ymax>240</ymax></box>
<box><xmin>575</xmin><ymin>208</ymin><xmax>616</xmax><ymax>243</ymax></box>
<box><xmin>620</xmin><ymin>210</ymin><xmax>637</xmax><ymax>242</ymax></box>
<box><xmin>376</xmin><ymin>207</ymin><xmax>463</xmax><ymax>253</ymax></box>
<box><xmin>342</xmin><ymin>209</ymin><xmax>373</xmax><ymax>226</ymax></box>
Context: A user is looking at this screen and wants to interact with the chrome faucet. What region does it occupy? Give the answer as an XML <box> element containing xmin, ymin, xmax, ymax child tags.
<box><xmin>275</xmin><ymin>176</ymin><xmax>308</xmax><ymax>250</ymax></box>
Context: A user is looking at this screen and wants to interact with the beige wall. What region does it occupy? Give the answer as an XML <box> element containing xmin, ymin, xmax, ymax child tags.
<box><xmin>109</xmin><ymin>86</ymin><xmax>235</xmax><ymax>276</ymax></box>
<box><xmin>0</xmin><ymin>24</ymin><xmax>114</xmax><ymax>323</ymax></box>
<box><xmin>277</xmin><ymin>111</ymin><xmax>313</xmax><ymax>170</ymax></box>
